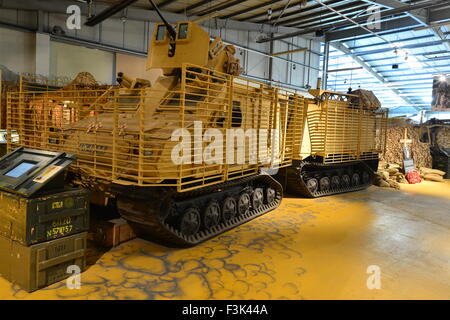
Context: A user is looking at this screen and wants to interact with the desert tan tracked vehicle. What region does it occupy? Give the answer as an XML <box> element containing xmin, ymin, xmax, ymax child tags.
<box><xmin>280</xmin><ymin>87</ymin><xmax>388</xmax><ymax>197</ymax></box>
<box><xmin>6</xmin><ymin>21</ymin><xmax>306</xmax><ymax>246</ymax></box>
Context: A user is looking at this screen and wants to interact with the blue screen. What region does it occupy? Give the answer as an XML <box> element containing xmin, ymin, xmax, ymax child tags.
<box><xmin>5</xmin><ymin>161</ymin><xmax>36</xmax><ymax>178</ymax></box>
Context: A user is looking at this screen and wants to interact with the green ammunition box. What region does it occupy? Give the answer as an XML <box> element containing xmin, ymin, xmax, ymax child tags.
<box><xmin>0</xmin><ymin>188</ymin><xmax>89</xmax><ymax>246</ymax></box>
<box><xmin>0</xmin><ymin>232</ymin><xmax>87</xmax><ymax>292</ymax></box>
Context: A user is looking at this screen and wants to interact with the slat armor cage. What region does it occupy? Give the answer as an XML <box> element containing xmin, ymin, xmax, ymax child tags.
<box><xmin>6</xmin><ymin>64</ymin><xmax>307</xmax><ymax>192</ymax></box>
<box><xmin>307</xmin><ymin>91</ymin><xmax>387</xmax><ymax>164</ymax></box>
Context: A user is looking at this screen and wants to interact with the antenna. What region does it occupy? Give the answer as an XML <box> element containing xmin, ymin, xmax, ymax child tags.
<box><xmin>148</xmin><ymin>0</ymin><xmax>176</xmax><ymax>41</ymax></box>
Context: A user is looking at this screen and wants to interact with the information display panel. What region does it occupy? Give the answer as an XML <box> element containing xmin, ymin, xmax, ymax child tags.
<box><xmin>0</xmin><ymin>147</ymin><xmax>75</xmax><ymax>197</ymax></box>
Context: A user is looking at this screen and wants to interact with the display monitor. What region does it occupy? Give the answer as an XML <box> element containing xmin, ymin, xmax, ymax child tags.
<box><xmin>0</xmin><ymin>147</ymin><xmax>76</xmax><ymax>197</ymax></box>
<box><xmin>5</xmin><ymin>161</ymin><xmax>36</xmax><ymax>178</ymax></box>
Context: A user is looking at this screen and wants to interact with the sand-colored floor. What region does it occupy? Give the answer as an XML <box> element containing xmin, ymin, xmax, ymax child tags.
<box><xmin>0</xmin><ymin>181</ymin><xmax>449</xmax><ymax>300</ymax></box>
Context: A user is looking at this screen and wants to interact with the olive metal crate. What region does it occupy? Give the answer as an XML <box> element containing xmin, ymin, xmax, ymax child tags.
<box><xmin>0</xmin><ymin>232</ymin><xmax>87</xmax><ymax>292</ymax></box>
<box><xmin>0</xmin><ymin>188</ymin><xmax>89</xmax><ymax>246</ymax></box>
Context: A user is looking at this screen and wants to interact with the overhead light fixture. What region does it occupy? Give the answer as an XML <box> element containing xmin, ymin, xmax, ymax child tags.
<box><xmin>315</xmin><ymin>30</ymin><xmax>324</xmax><ymax>37</ymax></box>
<box><xmin>267</xmin><ymin>8</ymin><xmax>272</xmax><ymax>21</ymax></box>
<box><xmin>425</xmin><ymin>53</ymin><xmax>450</xmax><ymax>60</ymax></box>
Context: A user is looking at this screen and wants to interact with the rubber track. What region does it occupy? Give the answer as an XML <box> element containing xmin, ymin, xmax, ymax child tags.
<box><xmin>115</xmin><ymin>174</ymin><xmax>283</xmax><ymax>247</ymax></box>
<box><xmin>287</xmin><ymin>161</ymin><xmax>374</xmax><ymax>198</ymax></box>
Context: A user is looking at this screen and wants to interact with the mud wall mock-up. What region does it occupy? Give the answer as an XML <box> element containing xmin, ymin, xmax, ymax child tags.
<box><xmin>381</xmin><ymin>119</ymin><xmax>432</xmax><ymax>169</ymax></box>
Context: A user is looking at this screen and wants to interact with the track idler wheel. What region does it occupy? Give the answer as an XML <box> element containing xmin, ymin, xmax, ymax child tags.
<box><xmin>238</xmin><ymin>193</ymin><xmax>251</xmax><ymax>215</ymax></box>
<box><xmin>180</xmin><ymin>208</ymin><xmax>201</xmax><ymax>236</ymax></box>
<box><xmin>362</xmin><ymin>171</ymin><xmax>370</xmax><ymax>184</ymax></box>
<box><xmin>306</xmin><ymin>178</ymin><xmax>319</xmax><ymax>193</ymax></box>
<box><xmin>222</xmin><ymin>197</ymin><xmax>237</xmax><ymax>222</ymax></box>
<box><xmin>319</xmin><ymin>177</ymin><xmax>330</xmax><ymax>191</ymax></box>
<box><xmin>203</xmin><ymin>200</ymin><xmax>221</xmax><ymax>229</ymax></box>
<box><xmin>252</xmin><ymin>188</ymin><xmax>264</xmax><ymax>210</ymax></box>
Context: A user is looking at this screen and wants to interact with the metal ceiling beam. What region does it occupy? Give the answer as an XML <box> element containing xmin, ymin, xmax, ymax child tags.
<box><xmin>242</xmin><ymin>0</ymin><xmax>342</xmax><ymax>22</ymax></box>
<box><xmin>221</xmin><ymin>0</ymin><xmax>285</xmax><ymax>20</ymax></box>
<box><xmin>258</xmin><ymin>0</ymin><xmax>443</xmax><ymax>42</ymax></box>
<box><xmin>327</xmin><ymin>66</ymin><xmax>363</xmax><ymax>72</ymax></box>
<box><xmin>348</xmin><ymin>34</ymin><xmax>434</xmax><ymax>50</ymax></box>
<box><xmin>264</xmin><ymin>1</ymin><xmax>367</xmax><ymax>26</ymax></box>
<box><xmin>192</xmin><ymin>12</ymin><xmax>221</xmax><ymax>23</ymax></box>
<box><xmin>175</xmin><ymin>0</ymin><xmax>218</xmax><ymax>14</ymax></box>
<box><xmin>361</xmin><ymin>0</ymin><xmax>450</xmax><ymax>51</ymax></box>
<box><xmin>353</xmin><ymin>25</ymin><xmax>419</xmax><ymax>41</ymax></box>
<box><xmin>325</xmin><ymin>16</ymin><xmax>419</xmax><ymax>41</ymax></box>
<box><xmin>287</xmin><ymin>6</ymin><xmax>370</xmax><ymax>28</ymax></box>
<box><xmin>258</xmin><ymin>0</ymin><xmax>448</xmax><ymax>42</ymax></box>
<box><xmin>85</xmin><ymin>0</ymin><xmax>139</xmax><ymax>26</ymax></box>
<box><xmin>196</xmin><ymin>0</ymin><xmax>244</xmax><ymax>17</ymax></box>
<box><xmin>256</xmin><ymin>0</ymin><xmax>365</xmax><ymax>24</ymax></box>
<box><xmin>157</xmin><ymin>0</ymin><xmax>178</xmax><ymax>8</ymax></box>
<box><xmin>348</xmin><ymin>39</ymin><xmax>450</xmax><ymax>56</ymax></box>
<box><xmin>0</xmin><ymin>0</ymin><xmax>300</xmax><ymax>35</ymax></box>
<box><xmin>326</xmin><ymin>68</ymin><xmax>450</xmax><ymax>78</ymax></box>
<box><xmin>430</xmin><ymin>8</ymin><xmax>450</xmax><ymax>22</ymax></box>
<box><xmin>331</xmin><ymin>42</ymin><xmax>420</xmax><ymax>110</ymax></box>
<box><xmin>362</xmin><ymin>50</ymin><xmax>449</xmax><ymax>62</ymax></box>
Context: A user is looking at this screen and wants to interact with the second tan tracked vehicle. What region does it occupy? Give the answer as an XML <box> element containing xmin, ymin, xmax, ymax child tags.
<box><xmin>280</xmin><ymin>87</ymin><xmax>387</xmax><ymax>197</ymax></box>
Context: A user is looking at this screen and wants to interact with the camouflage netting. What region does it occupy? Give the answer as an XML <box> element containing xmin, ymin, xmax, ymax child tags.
<box><xmin>1</xmin><ymin>65</ymin><xmax>19</xmax><ymax>129</ymax></box>
<box><xmin>1</xmin><ymin>81</ymin><xmax>19</xmax><ymax>129</ymax></box>
<box><xmin>350</xmin><ymin>89</ymin><xmax>382</xmax><ymax>110</ymax></box>
<box><xmin>63</xmin><ymin>72</ymin><xmax>108</xmax><ymax>90</ymax></box>
<box><xmin>380</xmin><ymin>118</ymin><xmax>432</xmax><ymax>169</ymax></box>
<box><xmin>436</xmin><ymin>127</ymin><xmax>450</xmax><ymax>149</ymax></box>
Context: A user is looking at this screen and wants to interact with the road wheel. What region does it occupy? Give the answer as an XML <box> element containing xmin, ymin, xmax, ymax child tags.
<box><xmin>331</xmin><ymin>176</ymin><xmax>340</xmax><ymax>189</ymax></box>
<box><xmin>341</xmin><ymin>174</ymin><xmax>350</xmax><ymax>187</ymax></box>
<box><xmin>252</xmin><ymin>188</ymin><xmax>264</xmax><ymax>210</ymax></box>
<box><xmin>180</xmin><ymin>208</ymin><xmax>201</xmax><ymax>236</ymax></box>
<box><xmin>238</xmin><ymin>193</ymin><xmax>251</xmax><ymax>215</ymax></box>
<box><xmin>352</xmin><ymin>173</ymin><xmax>360</xmax><ymax>186</ymax></box>
<box><xmin>319</xmin><ymin>177</ymin><xmax>330</xmax><ymax>191</ymax></box>
<box><xmin>266</xmin><ymin>187</ymin><xmax>276</xmax><ymax>205</ymax></box>
<box><xmin>306</xmin><ymin>178</ymin><xmax>319</xmax><ymax>193</ymax></box>
<box><xmin>203</xmin><ymin>200</ymin><xmax>221</xmax><ymax>229</ymax></box>
<box><xmin>222</xmin><ymin>197</ymin><xmax>237</xmax><ymax>222</ymax></box>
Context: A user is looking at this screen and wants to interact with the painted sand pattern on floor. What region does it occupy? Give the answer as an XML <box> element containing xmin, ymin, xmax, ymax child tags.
<box><xmin>0</xmin><ymin>182</ymin><xmax>449</xmax><ymax>300</ymax></box>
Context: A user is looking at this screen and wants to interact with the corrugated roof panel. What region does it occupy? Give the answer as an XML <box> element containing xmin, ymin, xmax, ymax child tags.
<box><xmin>321</xmin><ymin>25</ymin><xmax>450</xmax><ymax>116</ymax></box>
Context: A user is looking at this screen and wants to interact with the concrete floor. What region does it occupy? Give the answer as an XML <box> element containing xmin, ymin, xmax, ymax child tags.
<box><xmin>1</xmin><ymin>181</ymin><xmax>449</xmax><ymax>300</ymax></box>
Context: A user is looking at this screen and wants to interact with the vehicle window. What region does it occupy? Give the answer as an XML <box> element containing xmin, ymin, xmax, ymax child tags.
<box><xmin>156</xmin><ymin>25</ymin><xmax>166</xmax><ymax>41</ymax></box>
<box><xmin>178</xmin><ymin>23</ymin><xmax>189</xmax><ymax>40</ymax></box>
